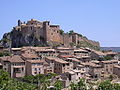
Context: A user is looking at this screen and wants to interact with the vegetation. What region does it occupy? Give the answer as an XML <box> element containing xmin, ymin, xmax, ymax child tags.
<box><xmin>70</xmin><ymin>79</ymin><xmax>89</xmax><ymax>90</ymax></box>
<box><xmin>68</xmin><ymin>30</ymin><xmax>74</xmax><ymax>35</ymax></box>
<box><xmin>0</xmin><ymin>69</ymin><xmax>36</xmax><ymax>90</ymax></box>
<box><xmin>0</xmin><ymin>51</ymin><xmax>11</xmax><ymax>57</ymax></box>
<box><xmin>70</xmin><ymin>79</ymin><xmax>120</xmax><ymax>90</ymax></box>
<box><xmin>70</xmin><ymin>42</ymin><xmax>75</xmax><ymax>47</ymax></box>
<box><xmin>78</xmin><ymin>41</ymin><xmax>100</xmax><ymax>50</ymax></box>
<box><xmin>59</xmin><ymin>29</ymin><xmax>64</xmax><ymax>35</ymax></box>
<box><xmin>0</xmin><ymin>70</ymin><xmax>120</xmax><ymax>90</ymax></box>
<box><xmin>97</xmin><ymin>80</ymin><xmax>120</xmax><ymax>90</ymax></box>
<box><xmin>103</xmin><ymin>56</ymin><xmax>113</xmax><ymax>60</ymax></box>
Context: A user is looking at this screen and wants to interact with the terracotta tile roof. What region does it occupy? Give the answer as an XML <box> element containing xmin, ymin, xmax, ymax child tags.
<box><xmin>75</xmin><ymin>56</ymin><xmax>90</xmax><ymax>59</ymax></box>
<box><xmin>91</xmin><ymin>60</ymin><xmax>100</xmax><ymax>64</ymax></box>
<box><xmin>67</xmin><ymin>58</ymin><xmax>80</xmax><ymax>62</ymax></box>
<box><xmin>92</xmin><ymin>50</ymin><xmax>105</xmax><ymax>56</ymax></box>
<box><xmin>0</xmin><ymin>55</ymin><xmax>24</xmax><ymax>63</ymax></box>
<box><xmin>13</xmin><ymin>66</ymin><xmax>25</xmax><ymax>68</ymax></box>
<box><xmin>44</xmin><ymin>61</ymin><xmax>49</xmax><ymax>66</ymax></box>
<box><xmin>27</xmin><ymin>60</ymin><xmax>44</xmax><ymax>63</ymax></box>
<box><xmin>104</xmin><ymin>51</ymin><xmax>117</xmax><ymax>55</ymax></box>
<box><xmin>101</xmin><ymin>60</ymin><xmax>118</xmax><ymax>63</ymax></box>
<box><xmin>35</xmin><ymin>49</ymin><xmax>55</xmax><ymax>52</ymax></box>
<box><xmin>114</xmin><ymin>65</ymin><xmax>120</xmax><ymax>68</ymax></box>
<box><xmin>46</xmin><ymin>57</ymin><xmax>69</xmax><ymax>64</ymax></box>
<box><xmin>74</xmin><ymin>49</ymin><xmax>88</xmax><ymax>52</ymax></box>
<box><xmin>0</xmin><ymin>56</ymin><xmax>10</xmax><ymax>61</ymax></box>
<box><xmin>67</xmin><ymin>71</ymin><xmax>75</xmax><ymax>74</ymax></box>
<box><xmin>59</xmin><ymin>51</ymin><xmax>70</xmax><ymax>53</ymax></box>
<box><xmin>57</xmin><ymin>47</ymin><xmax>73</xmax><ymax>50</ymax></box>
<box><xmin>77</xmin><ymin>65</ymin><xmax>84</xmax><ymax>67</ymax></box>
<box><xmin>59</xmin><ymin>55</ymin><xmax>74</xmax><ymax>58</ymax></box>
<box><xmin>21</xmin><ymin>53</ymin><xmax>39</xmax><ymax>59</ymax></box>
<box><xmin>89</xmin><ymin>64</ymin><xmax>102</xmax><ymax>68</ymax></box>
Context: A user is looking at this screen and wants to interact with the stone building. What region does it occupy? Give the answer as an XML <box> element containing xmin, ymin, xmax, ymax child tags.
<box><xmin>113</xmin><ymin>65</ymin><xmax>120</xmax><ymax>77</ymax></box>
<box><xmin>99</xmin><ymin>60</ymin><xmax>118</xmax><ymax>75</ymax></box>
<box><xmin>26</xmin><ymin>60</ymin><xmax>44</xmax><ymax>76</ymax></box>
<box><xmin>45</xmin><ymin>57</ymin><xmax>70</xmax><ymax>74</ymax></box>
<box><xmin>11</xmin><ymin>19</ymin><xmax>63</xmax><ymax>47</ymax></box>
<box><xmin>1</xmin><ymin>19</ymin><xmax>100</xmax><ymax>48</ymax></box>
<box><xmin>0</xmin><ymin>55</ymin><xmax>25</xmax><ymax>78</ymax></box>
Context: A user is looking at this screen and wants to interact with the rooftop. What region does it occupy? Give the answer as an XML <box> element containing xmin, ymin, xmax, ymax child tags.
<box><xmin>46</xmin><ymin>57</ymin><xmax>69</xmax><ymax>64</ymax></box>
<box><xmin>27</xmin><ymin>60</ymin><xmax>44</xmax><ymax>63</ymax></box>
<box><xmin>21</xmin><ymin>53</ymin><xmax>39</xmax><ymax>59</ymax></box>
<box><xmin>0</xmin><ymin>55</ymin><xmax>24</xmax><ymax>63</ymax></box>
<box><xmin>101</xmin><ymin>60</ymin><xmax>118</xmax><ymax>63</ymax></box>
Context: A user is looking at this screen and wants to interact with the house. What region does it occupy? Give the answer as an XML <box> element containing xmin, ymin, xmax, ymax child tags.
<box><xmin>90</xmin><ymin>50</ymin><xmax>105</xmax><ymax>60</ymax></box>
<box><xmin>34</xmin><ymin>47</ymin><xmax>57</xmax><ymax>58</ymax></box>
<box><xmin>0</xmin><ymin>55</ymin><xmax>25</xmax><ymax>78</ymax></box>
<box><xmin>56</xmin><ymin>47</ymin><xmax>74</xmax><ymax>56</ymax></box>
<box><xmin>100</xmin><ymin>60</ymin><xmax>118</xmax><ymax>75</ymax></box>
<box><xmin>65</xmin><ymin>58</ymin><xmax>80</xmax><ymax>69</ymax></box>
<box><xmin>26</xmin><ymin>59</ymin><xmax>44</xmax><ymax>76</ymax></box>
<box><xmin>113</xmin><ymin>65</ymin><xmax>120</xmax><ymax>77</ymax></box>
<box><xmin>74</xmin><ymin>48</ymin><xmax>90</xmax><ymax>57</ymax></box>
<box><xmin>11</xmin><ymin>48</ymin><xmax>22</xmax><ymax>55</ymax></box>
<box><xmin>45</xmin><ymin>57</ymin><xmax>70</xmax><ymax>74</ymax></box>
<box><xmin>89</xmin><ymin>63</ymin><xmax>103</xmax><ymax>79</ymax></box>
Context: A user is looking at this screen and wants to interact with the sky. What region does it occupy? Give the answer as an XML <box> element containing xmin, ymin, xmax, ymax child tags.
<box><xmin>0</xmin><ymin>0</ymin><xmax>120</xmax><ymax>47</ymax></box>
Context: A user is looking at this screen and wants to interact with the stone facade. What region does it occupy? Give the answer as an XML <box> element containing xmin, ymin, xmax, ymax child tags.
<box><xmin>1</xmin><ymin>19</ymin><xmax>100</xmax><ymax>49</ymax></box>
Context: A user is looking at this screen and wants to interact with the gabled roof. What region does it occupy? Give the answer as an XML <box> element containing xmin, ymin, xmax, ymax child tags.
<box><xmin>104</xmin><ymin>51</ymin><xmax>117</xmax><ymax>55</ymax></box>
<box><xmin>59</xmin><ymin>55</ymin><xmax>74</xmax><ymax>58</ymax></box>
<box><xmin>46</xmin><ymin>57</ymin><xmax>69</xmax><ymax>64</ymax></box>
<box><xmin>67</xmin><ymin>58</ymin><xmax>80</xmax><ymax>62</ymax></box>
<box><xmin>26</xmin><ymin>59</ymin><xmax>44</xmax><ymax>63</ymax></box>
<box><xmin>0</xmin><ymin>55</ymin><xmax>24</xmax><ymax>63</ymax></box>
<box><xmin>101</xmin><ymin>60</ymin><xmax>118</xmax><ymax>63</ymax></box>
<box><xmin>21</xmin><ymin>53</ymin><xmax>39</xmax><ymax>59</ymax></box>
<box><xmin>92</xmin><ymin>50</ymin><xmax>105</xmax><ymax>56</ymax></box>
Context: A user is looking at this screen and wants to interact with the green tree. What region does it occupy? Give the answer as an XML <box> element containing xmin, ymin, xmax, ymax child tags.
<box><xmin>0</xmin><ymin>51</ymin><xmax>11</xmax><ymax>57</ymax></box>
<box><xmin>59</xmin><ymin>29</ymin><xmax>64</xmax><ymax>35</ymax></box>
<box><xmin>54</xmin><ymin>80</ymin><xmax>63</xmax><ymax>90</ymax></box>
<box><xmin>98</xmin><ymin>80</ymin><xmax>113</xmax><ymax>90</ymax></box>
<box><xmin>69</xmin><ymin>30</ymin><xmax>74</xmax><ymax>35</ymax></box>
<box><xmin>77</xmin><ymin>79</ymin><xmax>87</xmax><ymax>90</ymax></box>
<box><xmin>113</xmin><ymin>83</ymin><xmax>120</xmax><ymax>90</ymax></box>
<box><xmin>103</xmin><ymin>56</ymin><xmax>113</xmax><ymax>60</ymax></box>
<box><xmin>70</xmin><ymin>82</ymin><xmax>78</xmax><ymax>90</ymax></box>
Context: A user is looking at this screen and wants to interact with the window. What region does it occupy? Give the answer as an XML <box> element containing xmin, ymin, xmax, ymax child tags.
<box><xmin>31</xmin><ymin>27</ymin><xmax>33</xmax><ymax>30</ymax></box>
<box><xmin>14</xmin><ymin>68</ymin><xmax>21</xmax><ymax>73</ymax></box>
<box><xmin>34</xmin><ymin>72</ymin><xmax>37</xmax><ymax>74</ymax></box>
<box><xmin>4</xmin><ymin>68</ymin><xmax>7</xmax><ymax>70</ymax></box>
<box><xmin>22</xmin><ymin>67</ymin><xmax>24</xmax><ymax>71</ymax></box>
<box><xmin>34</xmin><ymin>68</ymin><xmax>37</xmax><ymax>71</ymax></box>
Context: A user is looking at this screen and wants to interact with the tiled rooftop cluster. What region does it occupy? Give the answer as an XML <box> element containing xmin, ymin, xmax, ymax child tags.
<box><xmin>0</xmin><ymin>46</ymin><xmax>119</xmax><ymax>88</ymax></box>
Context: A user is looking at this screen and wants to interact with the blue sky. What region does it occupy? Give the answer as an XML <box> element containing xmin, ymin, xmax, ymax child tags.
<box><xmin>0</xmin><ymin>0</ymin><xmax>120</xmax><ymax>47</ymax></box>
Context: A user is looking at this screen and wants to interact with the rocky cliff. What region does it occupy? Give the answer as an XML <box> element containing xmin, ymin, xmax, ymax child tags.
<box><xmin>0</xmin><ymin>19</ymin><xmax>100</xmax><ymax>50</ymax></box>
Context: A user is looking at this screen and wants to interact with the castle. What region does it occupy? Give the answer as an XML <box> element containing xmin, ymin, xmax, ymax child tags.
<box><xmin>1</xmin><ymin>19</ymin><xmax>100</xmax><ymax>48</ymax></box>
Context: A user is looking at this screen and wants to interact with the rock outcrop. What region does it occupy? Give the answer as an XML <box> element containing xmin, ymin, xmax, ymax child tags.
<box><xmin>0</xmin><ymin>19</ymin><xmax>100</xmax><ymax>50</ymax></box>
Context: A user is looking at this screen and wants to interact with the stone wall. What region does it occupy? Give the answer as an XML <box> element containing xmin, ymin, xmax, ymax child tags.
<box><xmin>0</xmin><ymin>19</ymin><xmax>100</xmax><ymax>49</ymax></box>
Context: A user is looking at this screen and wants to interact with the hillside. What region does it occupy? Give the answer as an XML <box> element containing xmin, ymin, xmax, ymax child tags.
<box><xmin>0</xmin><ymin>19</ymin><xmax>100</xmax><ymax>50</ymax></box>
